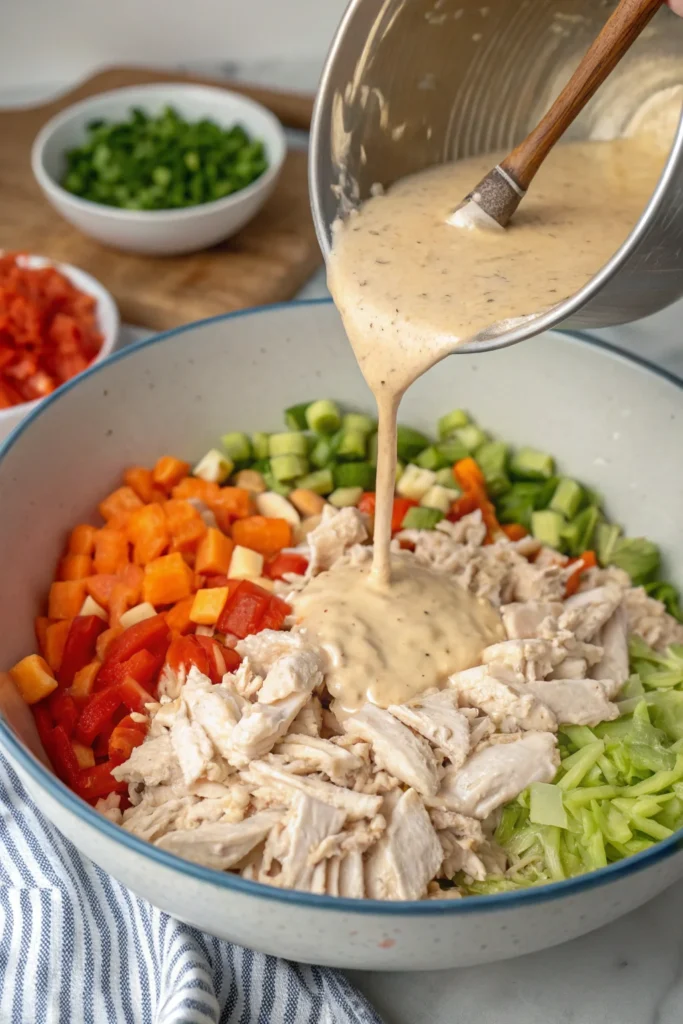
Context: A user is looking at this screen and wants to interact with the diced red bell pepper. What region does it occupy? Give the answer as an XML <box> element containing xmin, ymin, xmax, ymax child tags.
<box><xmin>100</xmin><ymin>613</ymin><xmax>170</xmax><ymax>670</ymax></box>
<box><xmin>47</xmin><ymin>690</ymin><xmax>79</xmax><ymax>737</ymax></box>
<box><xmin>221</xmin><ymin>646</ymin><xmax>241</xmax><ymax>673</ymax></box>
<box><xmin>357</xmin><ymin>492</ymin><xmax>376</xmax><ymax>516</ymax></box>
<box><xmin>447</xmin><ymin>493</ymin><xmax>480</xmax><ymax>522</ymax></box>
<box><xmin>260</xmin><ymin>594</ymin><xmax>291</xmax><ymax>632</ymax></box>
<box><xmin>216</xmin><ymin>580</ymin><xmax>272</xmax><ymax>638</ymax></box>
<box><xmin>564</xmin><ymin>550</ymin><xmax>598</xmax><ymax>598</ymax></box>
<box><xmin>76</xmin><ymin>687</ymin><xmax>124</xmax><ymax>745</ymax></box>
<box><xmin>392</xmin><ymin>498</ymin><xmax>418</xmax><ymax>533</ymax></box>
<box><xmin>96</xmin><ymin>646</ymin><xmax>165</xmax><ymax>691</ymax></box>
<box><xmin>118</xmin><ymin>676</ymin><xmax>155</xmax><ymax>714</ymax></box>
<box><xmin>58</xmin><ymin>615</ymin><xmax>106</xmax><ymax>687</ymax></box>
<box><xmin>166</xmin><ymin>634</ymin><xmax>212</xmax><ymax>679</ymax></box>
<box><xmin>33</xmin><ymin>704</ymin><xmax>55</xmax><ymax>759</ymax></box>
<box><xmin>50</xmin><ymin>724</ymin><xmax>81</xmax><ymax>786</ymax></box>
<box><xmin>194</xmin><ymin>634</ymin><xmax>234</xmax><ymax>683</ymax></box>
<box><xmin>78</xmin><ymin>760</ymin><xmax>127</xmax><ymax>801</ymax></box>
<box><xmin>108</xmin><ymin>714</ymin><xmax>147</xmax><ymax>765</ymax></box>
<box><xmin>204</xmin><ymin>574</ymin><xmax>230</xmax><ymax>588</ymax></box>
<box><xmin>265</xmin><ymin>552</ymin><xmax>309</xmax><ymax>580</ymax></box>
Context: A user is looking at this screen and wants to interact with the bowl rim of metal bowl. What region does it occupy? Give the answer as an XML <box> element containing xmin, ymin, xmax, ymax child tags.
<box><xmin>0</xmin><ymin>253</ymin><xmax>119</xmax><ymax>423</ymax></box>
<box><xmin>30</xmin><ymin>83</ymin><xmax>287</xmax><ymax>222</ymax></box>
<box><xmin>1</xmin><ymin>297</ymin><xmax>682</xmax><ymax>913</ymax></box>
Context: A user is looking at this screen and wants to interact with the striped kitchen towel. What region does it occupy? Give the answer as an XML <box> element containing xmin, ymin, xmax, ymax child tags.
<box><xmin>0</xmin><ymin>756</ymin><xmax>383</xmax><ymax>1024</ymax></box>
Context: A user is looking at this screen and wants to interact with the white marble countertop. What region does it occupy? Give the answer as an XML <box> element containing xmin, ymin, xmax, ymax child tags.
<box><xmin>4</xmin><ymin>59</ymin><xmax>683</xmax><ymax>1024</ymax></box>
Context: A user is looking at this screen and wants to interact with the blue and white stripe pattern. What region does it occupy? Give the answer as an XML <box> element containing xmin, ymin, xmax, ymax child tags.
<box><xmin>0</xmin><ymin>756</ymin><xmax>383</xmax><ymax>1024</ymax></box>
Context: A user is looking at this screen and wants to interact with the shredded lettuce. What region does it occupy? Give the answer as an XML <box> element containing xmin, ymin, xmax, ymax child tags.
<box><xmin>456</xmin><ymin>638</ymin><xmax>683</xmax><ymax>895</ymax></box>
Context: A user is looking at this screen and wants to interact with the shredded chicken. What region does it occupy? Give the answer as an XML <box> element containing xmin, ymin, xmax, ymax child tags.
<box><xmin>111</xmin><ymin>505</ymin><xmax>682</xmax><ymax>901</ymax></box>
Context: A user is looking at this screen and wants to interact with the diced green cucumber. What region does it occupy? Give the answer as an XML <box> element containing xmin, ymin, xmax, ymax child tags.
<box><xmin>476</xmin><ymin>441</ymin><xmax>510</xmax><ymax>496</ymax></box>
<box><xmin>550</xmin><ymin>478</ymin><xmax>584</xmax><ymax>520</ymax></box>
<box><xmin>269</xmin><ymin>432</ymin><xmax>308</xmax><ymax>458</ymax></box>
<box><xmin>221</xmin><ymin>431</ymin><xmax>252</xmax><ymax>464</ymax></box>
<box><xmin>437</xmin><ymin>408</ymin><xmax>469</xmax><ymax>439</ymax></box>
<box><xmin>419</xmin><ymin>485</ymin><xmax>453</xmax><ymax>514</ymax></box>
<box><xmin>284</xmin><ymin>402</ymin><xmax>310</xmax><ymax>431</ymax></box>
<box><xmin>396</xmin><ymin>425</ymin><xmax>430</xmax><ymax>463</ymax></box>
<box><xmin>368</xmin><ymin>432</ymin><xmax>379</xmax><ymax>467</ymax></box>
<box><xmin>401</xmin><ymin>506</ymin><xmax>444</xmax><ymax>530</ymax></box>
<box><xmin>296</xmin><ymin>468</ymin><xmax>335</xmax><ymax>495</ymax></box>
<box><xmin>329</xmin><ymin>486</ymin><xmax>363</xmax><ymax>508</ymax></box>
<box><xmin>262</xmin><ymin>468</ymin><xmax>291</xmax><ymax>496</ymax></box>
<box><xmin>596</xmin><ymin>521</ymin><xmax>623</xmax><ymax>566</ymax></box>
<box><xmin>415</xmin><ymin>445</ymin><xmax>449</xmax><ymax>471</ymax></box>
<box><xmin>342</xmin><ymin>412</ymin><xmax>375</xmax><ymax>435</ymax></box>
<box><xmin>310</xmin><ymin>436</ymin><xmax>334</xmax><ymax>469</ymax></box>
<box><xmin>251</xmin><ymin>432</ymin><xmax>270</xmax><ymax>461</ymax></box>
<box><xmin>510</xmin><ymin>446</ymin><xmax>555</xmax><ymax>480</ymax></box>
<box><xmin>336</xmin><ymin>428</ymin><xmax>367</xmax><ymax>461</ymax></box>
<box><xmin>333</xmin><ymin>462</ymin><xmax>375</xmax><ymax>490</ymax></box>
<box><xmin>270</xmin><ymin>454</ymin><xmax>309</xmax><ymax>482</ymax></box>
<box><xmin>434</xmin><ymin>467</ymin><xmax>461</xmax><ymax>492</ymax></box>
<box><xmin>454</xmin><ymin>424</ymin><xmax>488</xmax><ymax>453</ymax></box>
<box><xmin>436</xmin><ymin>437</ymin><xmax>470</xmax><ymax>465</ymax></box>
<box><xmin>562</xmin><ymin>506</ymin><xmax>600</xmax><ymax>557</ymax></box>
<box><xmin>531</xmin><ymin>509</ymin><xmax>566</xmax><ymax>550</ymax></box>
<box><xmin>306</xmin><ymin>399</ymin><xmax>342</xmax><ymax>435</ymax></box>
<box><xmin>396</xmin><ymin>464</ymin><xmax>437</xmax><ymax>501</ymax></box>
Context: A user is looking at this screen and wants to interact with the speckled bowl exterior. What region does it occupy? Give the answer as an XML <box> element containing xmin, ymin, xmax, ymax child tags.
<box><xmin>0</xmin><ymin>301</ymin><xmax>681</xmax><ymax>970</ymax></box>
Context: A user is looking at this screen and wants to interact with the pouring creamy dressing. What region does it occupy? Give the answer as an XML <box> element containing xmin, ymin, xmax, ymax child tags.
<box><xmin>296</xmin><ymin>135</ymin><xmax>666</xmax><ymax>711</ymax></box>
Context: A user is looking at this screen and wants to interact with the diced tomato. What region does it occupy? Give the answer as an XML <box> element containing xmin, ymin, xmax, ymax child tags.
<box><xmin>216</xmin><ymin>580</ymin><xmax>272</xmax><ymax>638</ymax></box>
<box><xmin>47</xmin><ymin>690</ymin><xmax>79</xmax><ymax>737</ymax></box>
<box><xmin>58</xmin><ymin>615</ymin><xmax>106</xmax><ymax>687</ymax></box>
<box><xmin>78</xmin><ymin>761</ymin><xmax>127</xmax><ymax>801</ymax></box>
<box><xmin>100</xmin><ymin>613</ymin><xmax>170</xmax><ymax>670</ymax></box>
<box><xmin>108</xmin><ymin>714</ymin><xmax>147</xmax><ymax>765</ymax></box>
<box><xmin>357</xmin><ymin>492</ymin><xmax>376</xmax><ymax>516</ymax></box>
<box><xmin>260</xmin><ymin>594</ymin><xmax>291</xmax><ymax>632</ymax></box>
<box><xmin>265</xmin><ymin>552</ymin><xmax>308</xmax><ymax>581</ymax></box>
<box><xmin>76</xmin><ymin>688</ymin><xmax>124</xmax><ymax>745</ymax></box>
<box><xmin>50</xmin><ymin>724</ymin><xmax>81</xmax><ymax>786</ymax></box>
<box><xmin>391</xmin><ymin>498</ymin><xmax>418</xmax><ymax>533</ymax></box>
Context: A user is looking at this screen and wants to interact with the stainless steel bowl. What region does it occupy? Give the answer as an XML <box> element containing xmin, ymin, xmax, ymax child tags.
<box><xmin>309</xmin><ymin>0</ymin><xmax>683</xmax><ymax>350</ymax></box>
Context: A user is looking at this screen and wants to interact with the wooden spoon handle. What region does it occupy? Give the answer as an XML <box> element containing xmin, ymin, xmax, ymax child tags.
<box><xmin>501</xmin><ymin>0</ymin><xmax>664</xmax><ymax>190</ymax></box>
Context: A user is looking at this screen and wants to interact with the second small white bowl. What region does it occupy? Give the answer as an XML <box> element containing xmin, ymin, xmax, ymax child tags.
<box><xmin>31</xmin><ymin>84</ymin><xmax>287</xmax><ymax>256</ymax></box>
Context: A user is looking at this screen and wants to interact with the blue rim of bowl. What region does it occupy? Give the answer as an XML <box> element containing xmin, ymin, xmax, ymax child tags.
<box><xmin>31</xmin><ymin>83</ymin><xmax>287</xmax><ymax>222</ymax></box>
<box><xmin>1</xmin><ymin>297</ymin><xmax>682</xmax><ymax>916</ymax></box>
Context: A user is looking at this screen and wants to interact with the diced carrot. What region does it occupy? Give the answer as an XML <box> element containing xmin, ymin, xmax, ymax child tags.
<box><xmin>124</xmin><ymin>466</ymin><xmax>166</xmax><ymax>504</ymax></box>
<box><xmin>119</xmin><ymin>563</ymin><xmax>144</xmax><ymax>600</ymax></box>
<box><xmin>195</xmin><ymin>527</ymin><xmax>234</xmax><ymax>576</ymax></box>
<box><xmin>453</xmin><ymin>457</ymin><xmax>486</xmax><ymax>492</ymax></box>
<box><xmin>48</xmin><ymin>580</ymin><xmax>87</xmax><ymax>620</ymax></box>
<box><xmin>163</xmin><ymin>499</ymin><xmax>199</xmax><ymax>533</ymax></box>
<box><xmin>152</xmin><ymin>456</ymin><xmax>190</xmax><ymax>491</ymax></box>
<box><xmin>69</xmin><ymin>660</ymin><xmax>101</xmax><ymax>702</ymax></box>
<box><xmin>71</xmin><ymin>740</ymin><xmax>96</xmax><ymax>769</ymax></box>
<box><xmin>502</xmin><ymin>523</ymin><xmax>528</xmax><ymax>542</ymax></box>
<box><xmin>190</xmin><ymin>587</ymin><xmax>230</xmax><ymax>626</ymax></box>
<box><xmin>93</xmin><ymin>529</ymin><xmax>129</xmax><ymax>575</ymax></box>
<box><xmin>128</xmin><ymin>503</ymin><xmax>169</xmax><ymax>565</ymax></box>
<box><xmin>231</xmin><ymin>516</ymin><xmax>292</xmax><ymax>557</ymax></box>
<box><xmin>142</xmin><ymin>552</ymin><xmax>194</xmax><ymax>607</ymax></box>
<box><xmin>98</xmin><ymin>486</ymin><xmax>144</xmax><ymax>525</ymax></box>
<box><xmin>44</xmin><ymin>619</ymin><xmax>72</xmax><ymax>672</ymax></box>
<box><xmin>171</xmin><ymin>477</ymin><xmax>220</xmax><ymax>504</ymax></box>
<box><xmin>96</xmin><ymin>626</ymin><xmax>123</xmax><ymax>662</ymax></box>
<box><xmin>107</xmin><ymin>564</ymin><xmax>145</xmax><ymax>627</ymax></box>
<box><xmin>564</xmin><ymin>550</ymin><xmax>598</xmax><ymax>598</ymax></box>
<box><xmin>35</xmin><ymin>616</ymin><xmax>50</xmax><ymax>655</ymax></box>
<box><xmin>209</xmin><ymin>487</ymin><xmax>253</xmax><ymax>527</ymax></box>
<box><xmin>58</xmin><ymin>554</ymin><xmax>93</xmax><ymax>581</ymax></box>
<box><xmin>165</xmin><ymin>596</ymin><xmax>195</xmax><ymax>635</ymax></box>
<box><xmin>86</xmin><ymin>574</ymin><xmax>118</xmax><ymax>609</ymax></box>
<box><xmin>171</xmin><ymin>517</ymin><xmax>207</xmax><ymax>554</ymax></box>
<box><xmin>68</xmin><ymin>524</ymin><xmax>98</xmax><ymax>556</ymax></box>
<box><xmin>10</xmin><ymin>654</ymin><xmax>58</xmax><ymax>704</ymax></box>
<box><xmin>163</xmin><ymin>499</ymin><xmax>207</xmax><ymax>553</ymax></box>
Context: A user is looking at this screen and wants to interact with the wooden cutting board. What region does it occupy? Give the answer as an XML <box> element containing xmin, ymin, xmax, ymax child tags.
<box><xmin>0</xmin><ymin>66</ymin><xmax>322</xmax><ymax>331</ymax></box>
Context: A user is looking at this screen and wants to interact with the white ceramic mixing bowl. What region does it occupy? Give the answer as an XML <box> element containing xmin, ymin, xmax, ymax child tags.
<box><xmin>0</xmin><ymin>301</ymin><xmax>681</xmax><ymax>970</ymax></box>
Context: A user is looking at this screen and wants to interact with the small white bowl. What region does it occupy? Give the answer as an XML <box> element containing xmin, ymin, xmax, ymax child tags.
<box><xmin>31</xmin><ymin>84</ymin><xmax>287</xmax><ymax>256</ymax></box>
<box><xmin>0</xmin><ymin>255</ymin><xmax>119</xmax><ymax>443</ymax></box>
